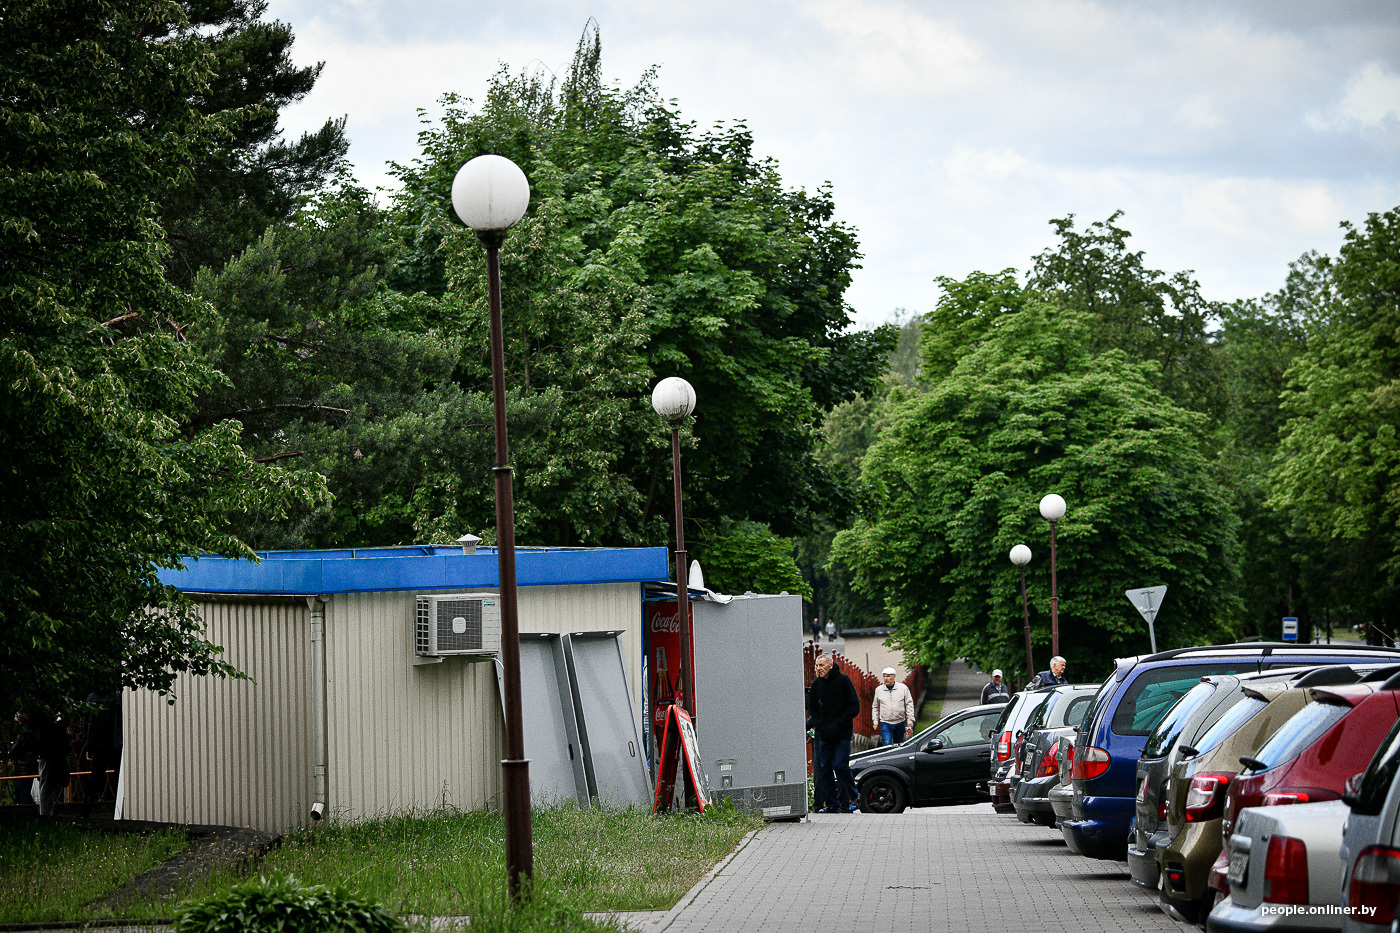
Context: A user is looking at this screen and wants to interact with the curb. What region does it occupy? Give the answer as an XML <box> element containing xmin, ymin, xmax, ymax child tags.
<box><xmin>654</xmin><ymin>827</ymin><xmax>760</xmax><ymax>932</ymax></box>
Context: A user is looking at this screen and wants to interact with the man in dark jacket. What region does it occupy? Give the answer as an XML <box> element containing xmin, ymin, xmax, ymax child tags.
<box><xmin>807</xmin><ymin>655</ymin><xmax>860</xmax><ymax>813</ymax></box>
<box><xmin>1030</xmin><ymin>656</ymin><xmax>1067</xmax><ymax>688</ymax></box>
<box><xmin>35</xmin><ymin>713</ymin><xmax>70</xmax><ymax>816</ymax></box>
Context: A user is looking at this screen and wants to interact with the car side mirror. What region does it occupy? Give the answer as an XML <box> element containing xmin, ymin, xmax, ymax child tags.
<box><xmin>925</xmin><ymin>736</ymin><xmax>945</xmax><ymax>752</ymax></box>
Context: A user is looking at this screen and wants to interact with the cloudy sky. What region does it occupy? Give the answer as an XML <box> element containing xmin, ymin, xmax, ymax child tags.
<box><xmin>264</xmin><ymin>0</ymin><xmax>1400</xmax><ymax>328</ymax></box>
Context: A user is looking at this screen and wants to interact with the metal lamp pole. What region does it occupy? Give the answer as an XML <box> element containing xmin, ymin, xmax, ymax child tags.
<box><xmin>452</xmin><ymin>154</ymin><xmax>533</xmax><ymax>902</ymax></box>
<box><xmin>1009</xmin><ymin>544</ymin><xmax>1034</xmax><ymax>678</ymax></box>
<box><xmin>1039</xmin><ymin>494</ymin><xmax>1066</xmax><ymax>659</ymax></box>
<box><xmin>652</xmin><ymin>377</ymin><xmax>697</xmax><ymax>717</ymax></box>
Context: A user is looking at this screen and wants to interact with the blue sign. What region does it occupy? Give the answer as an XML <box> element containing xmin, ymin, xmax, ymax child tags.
<box><xmin>1282</xmin><ymin>617</ymin><xmax>1299</xmax><ymax>641</ymax></box>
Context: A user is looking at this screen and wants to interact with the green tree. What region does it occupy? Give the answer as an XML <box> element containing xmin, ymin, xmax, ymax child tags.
<box><xmin>1269</xmin><ymin>205</ymin><xmax>1400</xmax><ymax>634</ymax></box>
<box><xmin>692</xmin><ymin>521</ymin><xmax>812</xmax><ymax>598</ymax></box>
<box><xmin>159</xmin><ymin>0</ymin><xmax>348</xmax><ymax>286</ymax></box>
<box><xmin>832</xmin><ymin>302</ymin><xmax>1239</xmax><ymax>680</ymax></box>
<box><xmin>388</xmin><ymin>29</ymin><xmax>893</xmax><ymax>546</ymax></box>
<box><xmin>0</xmin><ymin>0</ymin><xmax>325</xmax><ymax>711</ymax></box>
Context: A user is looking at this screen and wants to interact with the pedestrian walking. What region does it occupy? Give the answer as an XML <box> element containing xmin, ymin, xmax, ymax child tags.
<box><xmin>981</xmin><ymin>669</ymin><xmax>1010</xmax><ymax>704</ymax></box>
<box><xmin>824</xmin><ymin>619</ymin><xmax>836</xmax><ymax>642</ymax></box>
<box><xmin>872</xmin><ymin>667</ymin><xmax>915</xmax><ymax>746</ymax></box>
<box><xmin>807</xmin><ymin>655</ymin><xmax>860</xmax><ymax>812</ymax></box>
<box><xmin>809</xmin><ymin>616</ymin><xmax>822</xmax><ymax>642</ymax></box>
<box><xmin>8</xmin><ymin>712</ymin><xmax>37</xmax><ymax>806</ymax></box>
<box><xmin>1030</xmin><ymin>656</ymin><xmax>1068</xmax><ymax>688</ymax></box>
<box><xmin>35</xmin><ymin>713</ymin><xmax>70</xmax><ymax>816</ymax></box>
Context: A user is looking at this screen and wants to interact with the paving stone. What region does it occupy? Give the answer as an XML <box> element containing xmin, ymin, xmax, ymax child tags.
<box><xmin>659</xmin><ymin>803</ymin><xmax>1180</xmax><ymax>933</ymax></box>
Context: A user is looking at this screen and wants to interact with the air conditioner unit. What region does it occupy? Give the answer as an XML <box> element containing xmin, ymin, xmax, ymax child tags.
<box><xmin>415</xmin><ymin>594</ymin><xmax>501</xmax><ymax>657</ymax></box>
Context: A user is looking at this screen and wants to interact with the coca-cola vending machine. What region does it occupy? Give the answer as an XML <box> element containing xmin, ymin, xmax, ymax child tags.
<box><xmin>645</xmin><ymin>599</ymin><xmax>692</xmax><ymax>772</ymax></box>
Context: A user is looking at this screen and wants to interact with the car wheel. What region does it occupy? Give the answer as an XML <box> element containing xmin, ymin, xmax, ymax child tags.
<box><xmin>859</xmin><ymin>776</ymin><xmax>908</xmax><ymax>814</ymax></box>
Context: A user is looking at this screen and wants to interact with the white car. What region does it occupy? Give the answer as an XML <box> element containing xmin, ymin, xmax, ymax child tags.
<box><xmin>1208</xmin><ymin>800</ymin><xmax>1351</xmax><ymax>933</ymax></box>
<box><xmin>1339</xmin><ymin>718</ymin><xmax>1400</xmax><ymax>933</ymax></box>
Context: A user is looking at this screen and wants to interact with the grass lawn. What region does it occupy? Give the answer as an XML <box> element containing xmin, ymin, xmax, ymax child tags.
<box><xmin>1</xmin><ymin>805</ymin><xmax>760</xmax><ymax>930</ymax></box>
<box><xmin>0</xmin><ymin>820</ymin><xmax>187</xmax><ymax>923</ymax></box>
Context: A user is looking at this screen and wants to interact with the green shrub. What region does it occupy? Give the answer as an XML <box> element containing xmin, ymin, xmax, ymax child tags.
<box><xmin>172</xmin><ymin>874</ymin><xmax>405</xmax><ymax>933</ymax></box>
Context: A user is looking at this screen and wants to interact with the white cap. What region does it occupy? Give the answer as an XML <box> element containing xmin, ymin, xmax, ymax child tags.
<box><xmin>881</xmin><ymin>667</ymin><xmax>896</xmax><ymax>676</ymax></box>
<box><xmin>992</xmin><ymin>669</ymin><xmax>1003</xmax><ymax>677</ymax></box>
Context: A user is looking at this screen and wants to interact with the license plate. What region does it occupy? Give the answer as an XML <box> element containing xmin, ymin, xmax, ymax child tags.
<box><xmin>1227</xmin><ymin>849</ymin><xmax>1249</xmax><ymax>886</ymax></box>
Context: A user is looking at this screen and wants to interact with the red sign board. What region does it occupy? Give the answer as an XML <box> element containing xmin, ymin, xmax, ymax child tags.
<box><xmin>645</xmin><ymin>599</ymin><xmax>692</xmax><ymax>733</ymax></box>
<box><xmin>652</xmin><ymin>703</ymin><xmax>711</xmax><ymax>813</ymax></box>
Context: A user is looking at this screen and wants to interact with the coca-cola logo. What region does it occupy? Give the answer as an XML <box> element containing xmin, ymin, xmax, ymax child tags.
<box><xmin>650</xmin><ymin>608</ymin><xmax>682</xmax><ymax>633</ymax></box>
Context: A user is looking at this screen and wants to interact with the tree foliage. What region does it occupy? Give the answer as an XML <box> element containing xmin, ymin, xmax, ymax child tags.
<box><xmin>832</xmin><ymin>303</ymin><xmax>1238</xmax><ymax>679</ymax></box>
<box><xmin>385</xmin><ymin>28</ymin><xmax>894</xmax><ymax>549</ymax></box>
<box><xmin>158</xmin><ymin>0</ymin><xmax>348</xmax><ymax>286</ymax></box>
<box><xmin>0</xmin><ymin>0</ymin><xmax>325</xmax><ymax>711</ymax></box>
<box><xmin>1269</xmin><ymin>206</ymin><xmax>1400</xmax><ymax>629</ymax></box>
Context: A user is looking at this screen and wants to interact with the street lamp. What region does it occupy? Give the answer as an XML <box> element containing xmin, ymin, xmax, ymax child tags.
<box><xmin>652</xmin><ymin>376</ymin><xmax>697</xmax><ymax>718</ymax></box>
<box><xmin>451</xmin><ymin>153</ymin><xmax>533</xmax><ymax>902</ymax></box>
<box><xmin>1009</xmin><ymin>544</ymin><xmax>1034</xmax><ymax>679</ymax></box>
<box><xmin>1039</xmin><ymin>493</ymin><xmax>1066</xmax><ymax>658</ymax></box>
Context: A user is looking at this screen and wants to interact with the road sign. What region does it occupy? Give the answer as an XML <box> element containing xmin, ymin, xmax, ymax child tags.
<box><xmin>1126</xmin><ymin>586</ymin><xmax>1168</xmax><ymax>654</ymax></box>
<box><xmin>1282</xmin><ymin>617</ymin><xmax>1299</xmax><ymax>642</ymax></box>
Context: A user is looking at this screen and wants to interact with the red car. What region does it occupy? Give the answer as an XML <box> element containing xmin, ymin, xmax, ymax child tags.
<box><xmin>1221</xmin><ymin>683</ymin><xmax>1400</xmax><ymax>843</ymax></box>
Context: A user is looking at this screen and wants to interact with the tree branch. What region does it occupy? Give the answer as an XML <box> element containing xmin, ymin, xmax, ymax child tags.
<box><xmin>193</xmin><ymin>403</ymin><xmax>350</xmax><ymax>427</ymax></box>
<box><xmin>254</xmin><ymin>450</ymin><xmax>306</xmax><ymax>464</ymax></box>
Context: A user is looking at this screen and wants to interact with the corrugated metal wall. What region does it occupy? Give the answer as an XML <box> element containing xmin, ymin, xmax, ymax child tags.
<box><xmin>123</xmin><ymin>582</ymin><xmax>642</xmax><ymax>831</ymax></box>
<box><xmin>123</xmin><ymin>598</ymin><xmax>312</xmax><ymax>831</ymax></box>
<box><xmin>324</xmin><ymin>583</ymin><xmax>641</xmax><ymax>820</ymax></box>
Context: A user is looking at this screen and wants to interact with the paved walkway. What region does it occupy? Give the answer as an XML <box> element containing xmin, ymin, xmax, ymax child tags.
<box><xmin>942</xmin><ymin>658</ymin><xmax>990</xmax><ymax>715</ymax></box>
<box><xmin>656</xmin><ymin>804</ymin><xmax>1176</xmax><ymax>933</ymax></box>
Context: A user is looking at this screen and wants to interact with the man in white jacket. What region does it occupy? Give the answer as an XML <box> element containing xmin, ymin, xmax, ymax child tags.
<box><xmin>872</xmin><ymin>668</ymin><xmax>916</xmax><ymax>746</ymax></box>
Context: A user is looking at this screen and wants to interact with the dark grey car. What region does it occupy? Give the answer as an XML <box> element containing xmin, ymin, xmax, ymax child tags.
<box><xmin>1012</xmin><ymin>684</ymin><xmax>1097</xmax><ymax>826</ymax></box>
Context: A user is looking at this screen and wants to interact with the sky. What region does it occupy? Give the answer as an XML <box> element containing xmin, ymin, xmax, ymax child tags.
<box><xmin>263</xmin><ymin>0</ymin><xmax>1400</xmax><ymax>329</ymax></box>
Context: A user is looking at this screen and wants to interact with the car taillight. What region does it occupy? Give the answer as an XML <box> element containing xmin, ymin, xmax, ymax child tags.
<box><xmin>1070</xmin><ymin>745</ymin><xmax>1110</xmax><ymax>781</ymax></box>
<box><xmin>1038</xmin><ymin>741</ymin><xmax>1060</xmax><ymax>777</ymax></box>
<box><xmin>1158</xmin><ymin>801</ymin><xmax>1167</xmax><ymax>820</ymax></box>
<box><xmin>997</xmin><ymin>731</ymin><xmax>1011</xmax><ymax>761</ymax></box>
<box><xmin>1263</xmin><ymin>835</ymin><xmax>1308</xmax><ymax>904</ymax></box>
<box><xmin>1184</xmin><ymin>773</ymin><xmax>1232</xmax><ymax>823</ymax></box>
<box><xmin>1349</xmin><ymin>845</ymin><xmax>1400</xmax><ymax>926</ymax></box>
<box><xmin>1262</xmin><ymin>791</ymin><xmax>1310</xmax><ymax>806</ymax></box>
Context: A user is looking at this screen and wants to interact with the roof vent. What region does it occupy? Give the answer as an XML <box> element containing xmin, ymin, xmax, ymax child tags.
<box><xmin>457</xmin><ymin>533</ymin><xmax>481</xmax><ymax>556</ymax></box>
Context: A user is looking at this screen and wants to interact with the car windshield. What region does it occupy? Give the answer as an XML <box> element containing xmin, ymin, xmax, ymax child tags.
<box><xmin>1025</xmin><ymin>693</ymin><xmax>1053</xmax><ymax>732</ymax></box>
<box><xmin>1110</xmin><ymin>663</ymin><xmax>1256</xmax><ymax>737</ymax></box>
<box><xmin>1060</xmin><ymin>694</ymin><xmax>1094</xmax><ymax>729</ymax></box>
<box><xmin>1143</xmin><ymin>682</ymin><xmax>1216</xmax><ymax>758</ymax></box>
<box><xmin>1251</xmin><ymin>699</ymin><xmax>1351</xmax><ymax>771</ymax></box>
<box><xmin>992</xmin><ymin>694</ymin><xmax>1022</xmax><ymax>735</ymax></box>
<box><xmin>1194</xmin><ymin>696</ymin><xmax>1269</xmax><ymax>756</ymax></box>
<box><xmin>1354</xmin><ymin>718</ymin><xmax>1400</xmax><ymax>816</ymax></box>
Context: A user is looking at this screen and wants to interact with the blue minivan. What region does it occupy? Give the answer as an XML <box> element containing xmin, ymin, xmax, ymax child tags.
<box><xmin>1061</xmin><ymin>643</ymin><xmax>1400</xmax><ymax>861</ymax></box>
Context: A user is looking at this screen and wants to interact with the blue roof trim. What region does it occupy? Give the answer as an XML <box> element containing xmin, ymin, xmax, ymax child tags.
<box><xmin>158</xmin><ymin>547</ymin><xmax>671</xmax><ymax>595</ymax></box>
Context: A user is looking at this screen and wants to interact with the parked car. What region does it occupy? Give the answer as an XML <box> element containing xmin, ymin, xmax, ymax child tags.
<box><xmin>1129</xmin><ymin>665</ymin><xmax>1372</xmax><ymax>894</ymax></box>
<box><xmin>1049</xmin><ymin>734</ymin><xmax>1075</xmax><ymax>824</ymax></box>
<box><xmin>1062</xmin><ymin>644</ymin><xmax>1400</xmax><ymax>861</ymax></box>
<box><xmin>986</xmin><ymin>688</ymin><xmax>1055</xmax><ymax>812</ymax></box>
<box><xmin>852</xmin><ymin>703</ymin><xmax>1005</xmax><ymax>813</ymax></box>
<box><xmin>1221</xmin><ymin>679</ymin><xmax>1400</xmax><ymax>848</ymax></box>
<box><xmin>1013</xmin><ymin>683</ymin><xmax>1097</xmax><ymax>826</ymax></box>
<box><xmin>1208</xmin><ymin>800</ymin><xmax>1351</xmax><ymax>932</ymax></box>
<box><xmin>1339</xmin><ymin>716</ymin><xmax>1400</xmax><ymax>932</ymax></box>
<box><xmin>1156</xmin><ymin>672</ymin><xmax>1390</xmax><ymax>924</ymax></box>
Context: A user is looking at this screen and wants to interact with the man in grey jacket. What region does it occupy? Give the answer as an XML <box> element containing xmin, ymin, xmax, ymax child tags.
<box><xmin>871</xmin><ymin>668</ymin><xmax>915</xmax><ymax>745</ymax></box>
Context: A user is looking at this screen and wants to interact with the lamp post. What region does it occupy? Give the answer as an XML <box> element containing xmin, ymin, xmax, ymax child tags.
<box><xmin>652</xmin><ymin>377</ymin><xmax>697</xmax><ymax>717</ymax></box>
<box><xmin>451</xmin><ymin>153</ymin><xmax>533</xmax><ymax>902</ymax></box>
<box><xmin>1039</xmin><ymin>493</ymin><xmax>1066</xmax><ymax>658</ymax></box>
<box><xmin>1009</xmin><ymin>544</ymin><xmax>1034</xmax><ymax>679</ymax></box>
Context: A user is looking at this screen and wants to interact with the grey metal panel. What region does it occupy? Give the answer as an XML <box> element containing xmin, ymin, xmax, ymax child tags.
<box><xmin>122</xmin><ymin>598</ymin><xmax>313</xmax><ymax>832</ymax></box>
<box><xmin>510</xmin><ymin>635</ymin><xmax>589</xmax><ymax>807</ymax></box>
<box><xmin>565</xmin><ymin>633</ymin><xmax>651</xmax><ymax>807</ymax></box>
<box><xmin>691</xmin><ymin>593</ymin><xmax>809</xmax><ymax>817</ymax></box>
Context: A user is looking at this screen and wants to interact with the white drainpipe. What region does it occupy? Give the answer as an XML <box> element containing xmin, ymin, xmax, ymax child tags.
<box><xmin>307</xmin><ymin>596</ymin><xmax>329</xmax><ymax>820</ymax></box>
